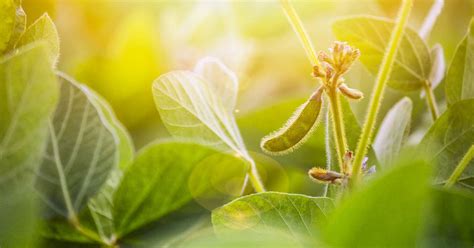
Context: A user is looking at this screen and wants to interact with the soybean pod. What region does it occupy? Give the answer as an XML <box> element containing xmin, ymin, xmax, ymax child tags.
<box><xmin>260</xmin><ymin>87</ymin><xmax>324</xmax><ymax>155</ymax></box>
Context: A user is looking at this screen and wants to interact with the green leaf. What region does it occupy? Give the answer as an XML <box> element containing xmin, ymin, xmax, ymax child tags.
<box><xmin>17</xmin><ymin>13</ymin><xmax>60</xmax><ymax>66</ymax></box>
<box><xmin>422</xmin><ymin>188</ymin><xmax>474</xmax><ymax>247</ymax></box>
<box><xmin>80</xmin><ymin>85</ymin><xmax>134</xmax><ymax>170</ymax></box>
<box><xmin>445</xmin><ymin>18</ymin><xmax>474</xmax><ymax>105</ymax></box>
<box><xmin>323</xmin><ymin>158</ymin><xmax>431</xmax><ymax>247</ymax></box>
<box><xmin>36</xmin><ymin>73</ymin><xmax>118</xmax><ymax>217</ymax></box>
<box><xmin>326</xmin><ymin>97</ymin><xmax>379</xmax><ymax>172</ymax></box>
<box><xmin>373</xmin><ymin>97</ymin><xmax>412</xmax><ymax>168</ymax></box>
<box><xmin>333</xmin><ymin>16</ymin><xmax>432</xmax><ymax>91</ymax></box>
<box><xmin>0</xmin><ymin>0</ymin><xmax>23</xmax><ymax>53</ymax></box>
<box><xmin>420</xmin><ymin>99</ymin><xmax>474</xmax><ymax>189</ymax></box>
<box><xmin>152</xmin><ymin>57</ymin><xmax>251</xmax><ymax>162</ymax></box>
<box><xmin>113</xmin><ymin>141</ymin><xmax>248</xmax><ymax>237</ymax></box>
<box><xmin>0</xmin><ymin>43</ymin><xmax>58</xmax><ymax>190</ymax></box>
<box><xmin>261</xmin><ymin>90</ymin><xmax>323</xmax><ymax>155</ymax></box>
<box><xmin>212</xmin><ymin>192</ymin><xmax>334</xmax><ymax>243</ymax></box>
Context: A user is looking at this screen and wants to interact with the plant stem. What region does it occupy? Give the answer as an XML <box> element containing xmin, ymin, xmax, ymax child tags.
<box><xmin>248</xmin><ymin>160</ymin><xmax>266</xmax><ymax>192</ymax></box>
<box><xmin>279</xmin><ymin>0</ymin><xmax>321</xmax><ymax>67</ymax></box>
<box><xmin>445</xmin><ymin>145</ymin><xmax>474</xmax><ymax>188</ymax></box>
<box><xmin>351</xmin><ymin>0</ymin><xmax>414</xmax><ymax>187</ymax></box>
<box><xmin>327</xmin><ymin>87</ymin><xmax>348</xmax><ymax>173</ymax></box>
<box><xmin>423</xmin><ymin>80</ymin><xmax>439</xmax><ymax>120</ymax></box>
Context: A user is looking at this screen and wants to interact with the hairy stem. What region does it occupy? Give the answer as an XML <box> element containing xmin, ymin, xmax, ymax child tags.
<box><xmin>248</xmin><ymin>160</ymin><xmax>266</xmax><ymax>193</ymax></box>
<box><xmin>445</xmin><ymin>145</ymin><xmax>474</xmax><ymax>188</ymax></box>
<box><xmin>423</xmin><ymin>80</ymin><xmax>439</xmax><ymax>120</ymax></box>
<box><xmin>327</xmin><ymin>87</ymin><xmax>348</xmax><ymax>173</ymax></box>
<box><xmin>351</xmin><ymin>0</ymin><xmax>414</xmax><ymax>187</ymax></box>
<box><xmin>279</xmin><ymin>0</ymin><xmax>321</xmax><ymax>67</ymax></box>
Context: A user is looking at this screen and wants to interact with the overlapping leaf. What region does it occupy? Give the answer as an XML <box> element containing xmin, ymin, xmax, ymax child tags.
<box><xmin>212</xmin><ymin>192</ymin><xmax>334</xmax><ymax>243</ymax></box>
<box><xmin>420</xmin><ymin>99</ymin><xmax>474</xmax><ymax>189</ymax></box>
<box><xmin>152</xmin><ymin>57</ymin><xmax>251</xmax><ymax>161</ymax></box>
<box><xmin>17</xmin><ymin>13</ymin><xmax>60</xmax><ymax>66</ymax></box>
<box><xmin>445</xmin><ymin>18</ymin><xmax>474</xmax><ymax>105</ymax></box>
<box><xmin>113</xmin><ymin>141</ymin><xmax>248</xmax><ymax>237</ymax></box>
<box><xmin>36</xmin><ymin>73</ymin><xmax>118</xmax><ymax>217</ymax></box>
<box><xmin>0</xmin><ymin>44</ymin><xmax>58</xmax><ymax>191</ymax></box>
<box><xmin>333</xmin><ymin>16</ymin><xmax>432</xmax><ymax>91</ymax></box>
<box><xmin>0</xmin><ymin>0</ymin><xmax>25</xmax><ymax>54</ymax></box>
<box><xmin>374</xmin><ymin>97</ymin><xmax>412</xmax><ymax>168</ymax></box>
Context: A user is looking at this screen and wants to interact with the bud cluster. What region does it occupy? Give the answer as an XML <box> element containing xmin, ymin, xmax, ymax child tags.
<box><xmin>312</xmin><ymin>41</ymin><xmax>363</xmax><ymax>100</ymax></box>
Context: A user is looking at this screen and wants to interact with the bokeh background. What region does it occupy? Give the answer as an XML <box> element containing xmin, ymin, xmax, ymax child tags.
<box><xmin>22</xmin><ymin>0</ymin><xmax>474</xmax><ymax>197</ymax></box>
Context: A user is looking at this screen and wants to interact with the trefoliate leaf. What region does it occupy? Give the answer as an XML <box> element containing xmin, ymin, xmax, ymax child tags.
<box><xmin>36</xmin><ymin>73</ymin><xmax>118</xmax><ymax>217</ymax></box>
<box><xmin>333</xmin><ymin>16</ymin><xmax>432</xmax><ymax>91</ymax></box>
<box><xmin>212</xmin><ymin>192</ymin><xmax>334</xmax><ymax>243</ymax></box>
<box><xmin>445</xmin><ymin>18</ymin><xmax>474</xmax><ymax>105</ymax></box>
<box><xmin>374</xmin><ymin>97</ymin><xmax>412</xmax><ymax>168</ymax></box>
<box><xmin>0</xmin><ymin>43</ymin><xmax>58</xmax><ymax>192</ymax></box>
<box><xmin>17</xmin><ymin>13</ymin><xmax>60</xmax><ymax>66</ymax></box>
<box><xmin>420</xmin><ymin>99</ymin><xmax>474</xmax><ymax>190</ymax></box>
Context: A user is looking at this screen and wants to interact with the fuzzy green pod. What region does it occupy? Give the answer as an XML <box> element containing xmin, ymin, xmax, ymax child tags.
<box><xmin>261</xmin><ymin>87</ymin><xmax>324</xmax><ymax>155</ymax></box>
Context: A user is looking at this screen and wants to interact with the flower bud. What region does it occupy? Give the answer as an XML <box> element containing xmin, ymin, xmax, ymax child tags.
<box><xmin>308</xmin><ymin>167</ymin><xmax>344</xmax><ymax>184</ymax></box>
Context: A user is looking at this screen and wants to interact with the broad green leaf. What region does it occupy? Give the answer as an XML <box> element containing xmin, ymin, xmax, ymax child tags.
<box><xmin>80</xmin><ymin>85</ymin><xmax>134</xmax><ymax>169</ymax></box>
<box><xmin>152</xmin><ymin>57</ymin><xmax>251</xmax><ymax>161</ymax></box>
<box><xmin>0</xmin><ymin>43</ymin><xmax>58</xmax><ymax>190</ymax></box>
<box><xmin>36</xmin><ymin>73</ymin><xmax>118</xmax><ymax>217</ymax></box>
<box><xmin>17</xmin><ymin>13</ymin><xmax>60</xmax><ymax>66</ymax></box>
<box><xmin>212</xmin><ymin>192</ymin><xmax>334</xmax><ymax>243</ymax></box>
<box><xmin>421</xmin><ymin>188</ymin><xmax>474</xmax><ymax>247</ymax></box>
<box><xmin>445</xmin><ymin>18</ymin><xmax>474</xmax><ymax>105</ymax></box>
<box><xmin>333</xmin><ymin>16</ymin><xmax>432</xmax><ymax>91</ymax></box>
<box><xmin>113</xmin><ymin>141</ymin><xmax>248</xmax><ymax>237</ymax></box>
<box><xmin>323</xmin><ymin>158</ymin><xmax>431</xmax><ymax>247</ymax></box>
<box><xmin>326</xmin><ymin>97</ymin><xmax>379</xmax><ymax>172</ymax></box>
<box><xmin>420</xmin><ymin>99</ymin><xmax>474</xmax><ymax>189</ymax></box>
<box><xmin>261</xmin><ymin>90</ymin><xmax>323</xmax><ymax>155</ymax></box>
<box><xmin>0</xmin><ymin>0</ymin><xmax>18</xmax><ymax>53</ymax></box>
<box><xmin>373</xmin><ymin>97</ymin><xmax>412</xmax><ymax>168</ymax></box>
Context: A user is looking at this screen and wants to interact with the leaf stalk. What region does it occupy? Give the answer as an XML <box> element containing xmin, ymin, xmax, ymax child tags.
<box><xmin>327</xmin><ymin>86</ymin><xmax>349</xmax><ymax>173</ymax></box>
<box><xmin>445</xmin><ymin>145</ymin><xmax>474</xmax><ymax>188</ymax></box>
<box><xmin>423</xmin><ymin>80</ymin><xmax>439</xmax><ymax>120</ymax></box>
<box><xmin>351</xmin><ymin>0</ymin><xmax>414</xmax><ymax>187</ymax></box>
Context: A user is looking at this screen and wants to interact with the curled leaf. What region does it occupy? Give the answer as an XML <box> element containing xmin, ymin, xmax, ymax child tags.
<box><xmin>261</xmin><ymin>87</ymin><xmax>324</xmax><ymax>155</ymax></box>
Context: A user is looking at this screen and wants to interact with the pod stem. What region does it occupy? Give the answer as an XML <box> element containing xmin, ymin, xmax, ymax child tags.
<box><xmin>445</xmin><ymin>145</ymin><xmax>474</xmax><ymax>188</ymax></box>
<box><xmin>423</xmin><ymin>80</ymin><xmax>439</xmax><ymax>121</ymax></box>
<box><xmin>351</xmin><ymin>0</ymin><xmax>414</xmax><ymax>188</ymax></box>
<box><xmin>327</xmin><ymin>87</ymin><xmax>348</xmax><ymax>173</ymax></box>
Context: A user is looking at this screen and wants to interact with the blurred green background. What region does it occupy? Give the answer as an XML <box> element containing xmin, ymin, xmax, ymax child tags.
<box><xmin>22</xmin><ymin>0</ymin><xmax>473</xmax><ymax>197</ymax></box>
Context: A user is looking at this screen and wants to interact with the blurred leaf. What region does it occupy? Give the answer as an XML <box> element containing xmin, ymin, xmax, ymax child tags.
<box><xmin>0</xmin><ymin>43</ymin><xmax>58</xmax><ymax>191</ymax></box>
<box><xmin>445</xmin><ymin>18</ymin><xmax>474</xmax><ymax>105</ymax></box>
<box><xmin>81</xmin><ymin>86</ymin><xmax>134</xmax><ymax>170</ymax></box>
<box><xmin>420</xmin><ymin>99</ymin><xmax>474</xmax><ymax>189</ymax></box>
<box><xmin>422</xmin><ymin>187</ymin><xmax>474</xmax><ymax>246</ymax></box>
<box><xmin>323</xmin><ymin>158</ymin><xmax>431</xmax><ymax>247</ymax></box>
<box><xmin>36</xmin><ymin>73</ymin><xmax>118</xmax><ymax>217</ymax></box>
<box><xmin>153</xmin><ymin>58</ymin><xmax>253</xmax><ymax>162</ymax></box>
<box><xmin>212</xmin><ymin>192</ymin><xmax>334</xmax><ymax>243</ymax></box>
<box><xmin>181</xmin><ymin>229</ymin><xmax>303</xmax><ymax>248</ymax></box>
<box><xmin>0</xmin><ymin>0</ymin><xmax>23</xmax><ymax>53</ymax></box>
<box><xmin>327</xmin><ymin>97</ymin><xmax>379</xmax><ymax>172</ymax></box>
<box><xmin>17</xmin><ymin>13</ymin><xmax>59</xmax><ymax>65</ymax></box>
<box><xmin>374</xmin><ymin>97</ymin><xmax>412</xmax><ymax>168</ymax></box>
<box><xmin>422</xmin><ymin>44</ymin><xmax>445</xmax><ymax>97</ymax></box>
<box><xmin>113</xmin><ymin>141</ymin><xmax>248</xmax><ymax>237</ymax></box>
<box><xmin>0</xmin><ymin>186</ymin><xmax>39</xmax><ymax>248</ymax></box>
<box><xmin>333</xmin><ymin>16</ymin><xmax>432</xmax><ymax>91</ymax></box>
<box><xmin>261</xmin><ymin>91</ymin><xmax>323</xmax><ymax>155</ymax></box>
